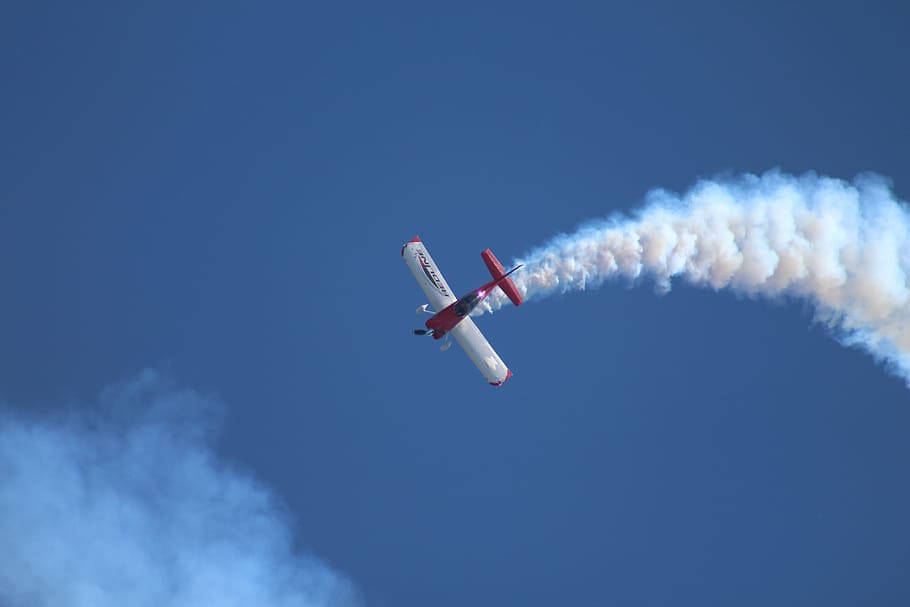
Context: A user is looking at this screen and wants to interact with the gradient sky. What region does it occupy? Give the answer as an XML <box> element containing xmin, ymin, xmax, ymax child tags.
<box><xmin>3</xmin><ymin>2</ymin><xmax>910</xmax><ymax>605</ymax></box>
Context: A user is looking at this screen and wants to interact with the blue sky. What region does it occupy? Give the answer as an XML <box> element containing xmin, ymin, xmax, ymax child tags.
<box><xmin>2</xmin><ymin>2</ymin><xmax>910</xmax><ymax>605</ymax></box>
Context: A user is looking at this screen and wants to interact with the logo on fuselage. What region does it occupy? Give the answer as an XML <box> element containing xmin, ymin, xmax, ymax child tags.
<box><xmin>416</xmin><ymin>251</ymin><xmax>449</xmax><ymax>296</ymax></box>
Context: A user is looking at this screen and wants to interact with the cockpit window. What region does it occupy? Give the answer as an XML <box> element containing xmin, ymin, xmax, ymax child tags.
<box><xmin>453</xmin><ymin>293</ymin><xmax>479</xmax><ymax>317</ymax></box>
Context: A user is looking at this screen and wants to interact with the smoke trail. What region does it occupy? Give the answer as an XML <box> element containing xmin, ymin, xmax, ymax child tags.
<box><xmin>480</xmin><ymin>171</ymin><xmax>910</xmax><ymax>382</ymax></box>
<box><xmin>0</xmin><ymin>370</ymin><xmax>360</xmax><ymax>607</ymax></box>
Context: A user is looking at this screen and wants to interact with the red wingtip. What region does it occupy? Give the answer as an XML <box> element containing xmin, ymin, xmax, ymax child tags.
<box><xmin>489</xmin><ymin>369</ymin><xmax>514</xmax><ymax>387</ymax></box>
<box><xmin>401</xmin><ymin>235</ymin><xmax>421</xmax><ymax>256</ymax></box>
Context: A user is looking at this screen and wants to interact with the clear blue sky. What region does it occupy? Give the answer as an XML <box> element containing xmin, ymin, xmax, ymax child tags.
<box><xmin>3</xmin><ymin>2</ymin><xmax>909</xmax><ymax>605</ymax></box>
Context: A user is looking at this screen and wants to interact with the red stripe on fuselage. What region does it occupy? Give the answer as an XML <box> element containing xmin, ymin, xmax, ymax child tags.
<box><xmin>425</xmin><ymin>271</ymin><xmax>518</xmax><ymax>337</ymax></box>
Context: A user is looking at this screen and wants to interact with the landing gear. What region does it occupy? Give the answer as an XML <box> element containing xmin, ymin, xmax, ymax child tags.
<box><xmin>414</xmin><ymin>326</ymin><xmax>450</xmax><ymax>352</ymax></box>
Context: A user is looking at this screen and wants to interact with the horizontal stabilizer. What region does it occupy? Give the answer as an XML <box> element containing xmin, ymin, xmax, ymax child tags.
<box><xmin>481</xmin><ymin>249</ymin><xmax>523</xmax><ymax>306</ymax></box>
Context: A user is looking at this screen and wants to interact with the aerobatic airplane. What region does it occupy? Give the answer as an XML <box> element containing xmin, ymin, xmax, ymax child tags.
<box><xmin>402</xmin><ymin>236</ymin><xmax>523</xmax><ymax>386</ymax></box>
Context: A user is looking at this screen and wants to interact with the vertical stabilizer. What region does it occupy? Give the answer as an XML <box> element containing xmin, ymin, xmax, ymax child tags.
<box><xmin>481</xmin><ymin>249</ymin><xmax>523</xmax><ymax>306</ymax></box>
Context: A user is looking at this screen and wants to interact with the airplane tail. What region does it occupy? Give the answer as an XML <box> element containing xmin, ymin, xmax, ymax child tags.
<box><xmin>481</xmin><ymin>249</ymin><xmax>523</xmax><ymax>306</ymax></box>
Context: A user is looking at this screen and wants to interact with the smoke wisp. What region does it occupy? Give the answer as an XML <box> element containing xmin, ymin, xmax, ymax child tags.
<box><xmin>480</xmin><ymin>171</ymin><xmax>910</xmax><ymax>382</ymax></box>
<box><xmin>0</xmin><ymin>370</ymin><xmax>359</xmax><ymax>607</ymax></box>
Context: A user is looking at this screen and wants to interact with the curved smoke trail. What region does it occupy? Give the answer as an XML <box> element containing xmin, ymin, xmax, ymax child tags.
<box><xmin>480</xmin><ymin>171</ymin><xmax>910</xmax><ymax>382</ymax></box>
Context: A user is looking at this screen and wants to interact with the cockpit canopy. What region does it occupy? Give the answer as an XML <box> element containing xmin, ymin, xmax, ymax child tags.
<box><xmin>453</xmin><ymin>292</ymin><xmax>480</xmax><ymax>317</ymax></box>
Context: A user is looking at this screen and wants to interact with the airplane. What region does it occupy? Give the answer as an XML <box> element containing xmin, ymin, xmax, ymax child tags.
<box><xmin>402</xmin><ymin>236</ymin><xmax>523</xmax><ymax>386</ymax></box>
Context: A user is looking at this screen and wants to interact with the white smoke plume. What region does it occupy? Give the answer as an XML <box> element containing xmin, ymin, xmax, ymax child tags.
<box><xmin>480</xmin><ymin>171</ymin><xmax>910</xmax><ymax>382</ymax></box>
<box><xmin>0</xmin><ymin>370</ymin><xmax>360</xmax><ymax>607</ymax></box>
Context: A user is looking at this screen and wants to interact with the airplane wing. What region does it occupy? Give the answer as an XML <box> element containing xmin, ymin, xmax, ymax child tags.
<box><xmin>449</xmin><ymin>316</ymin><xmax>512</xmax><ymax>386</ymax></box>
<box><xmin>402</xmin><ymin>236</ymin><xmax>513</xmax><ymax>386</ymax></box>
<box><xmin>401</xmin><ymin>236</ymin><xmax>457</xmax><ymax>311</ymax></box>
